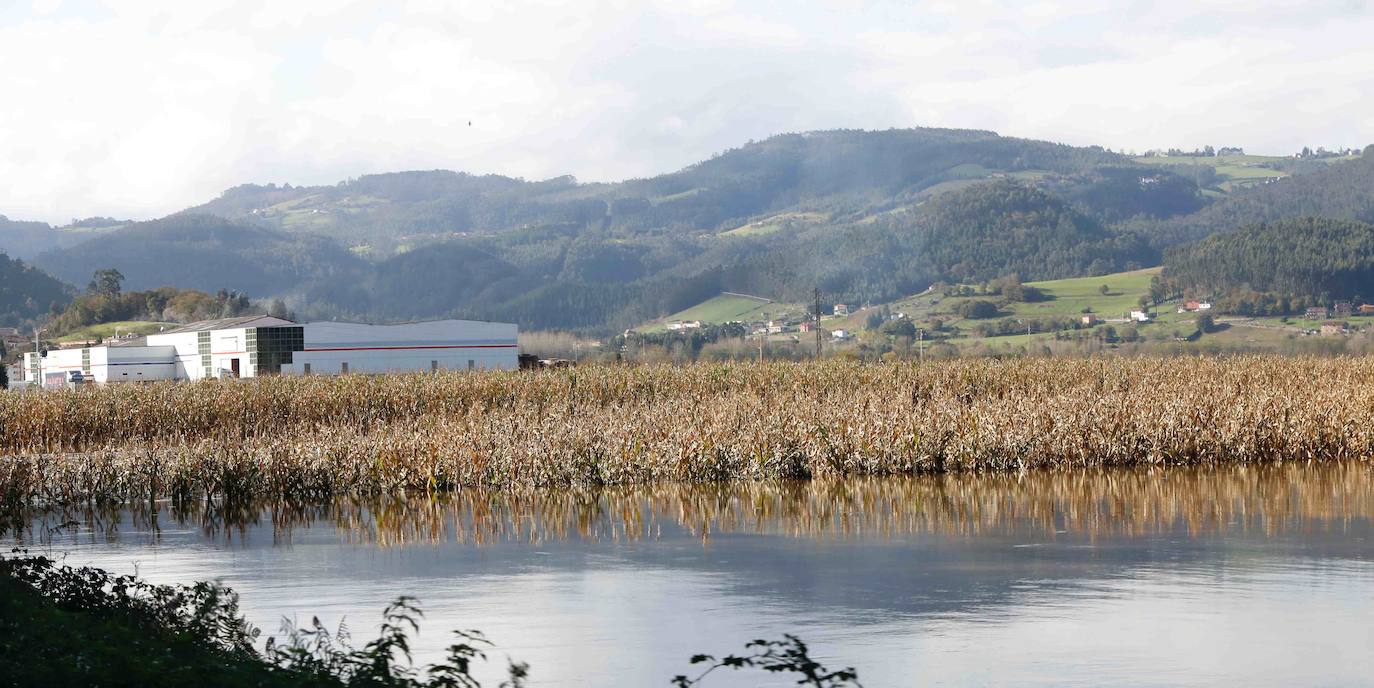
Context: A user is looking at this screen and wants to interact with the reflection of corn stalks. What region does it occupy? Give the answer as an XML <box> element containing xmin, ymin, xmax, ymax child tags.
<box><xmin>23</xmin><ymin>461</ymin><xmax>1374</xmax><ymax>547</ymax></box>
<box><xmin>5</xmin><ymin>358</ymin><xmax>1374</xmax><ymax>506</ymax></box>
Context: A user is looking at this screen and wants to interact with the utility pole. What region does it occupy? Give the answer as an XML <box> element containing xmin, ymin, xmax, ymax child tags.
<box><xmin>813</xmin><ymin>288</ymin><xmax>823</xmax><ymax>359</ymax></box>
<box><xmin>32</xmin><ymin>327</ymin><xmax>44</xmax><ymax>385</ymax></box>
<box><xmin>918</xmin><ymin>329</ymin><xmax>924</xmax><ymax>364</ymax></box>
<box><xmin>759</xmin><ymin>310</ymin><xmax>767</xmax><ymax>364</ymax></box>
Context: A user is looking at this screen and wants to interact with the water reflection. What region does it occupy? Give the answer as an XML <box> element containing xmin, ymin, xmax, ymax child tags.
<box><xmin>12</xmin><ymin>461</ymin><xmax>1374</xmax><ymax>687</ymax></box>
<box><xmin>17</xmin><ymin>459</ymin><xmax>1374</xmax><ymax>547</ymax></box>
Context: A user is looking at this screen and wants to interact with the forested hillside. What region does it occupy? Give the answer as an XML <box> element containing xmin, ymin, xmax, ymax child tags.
<box><xmin>183</xmin><ymin>129</ymin><xmax>1197</xmax><ymax>255</ymax></box>
<box><xmin>34</xmin><ymin>214</ymin><xmax>366</xmax><ymax>295</ymax></box>
<box><xmin>1127</xmin><ymin>145</ymin><xmax>1374</xmax><ymax>247</ymax></box>
<box><xmin>6</xmin><ymin>129</ymin><xmax>1371</xmax><ymax>332</ymax></box>
<box><xmin>0</xmin><ymin>252</ymin><xmax>71</xmax><ymax>327</ymax></box>
<box><xmin>1161</xmin><ymin>218</ymin><xmax>1374</xmax><ymax>311</ymax></box>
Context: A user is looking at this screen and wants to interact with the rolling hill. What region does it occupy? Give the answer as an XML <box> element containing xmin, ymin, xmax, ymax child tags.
<box><xmin>4</xmin><ymin>130</ymin><xmax>1371</xmax><ymax>334</ymax></box>
<box><xmin>0</xmin><ymin>251</ymin><xmax>71</xmax><ymax>328</ymax></box>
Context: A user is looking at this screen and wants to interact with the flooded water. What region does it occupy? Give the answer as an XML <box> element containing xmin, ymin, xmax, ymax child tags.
<box><xmin>14</xmin><ymin>461</ymin><xmax>1374</xmax><ymax>686</ymax></box>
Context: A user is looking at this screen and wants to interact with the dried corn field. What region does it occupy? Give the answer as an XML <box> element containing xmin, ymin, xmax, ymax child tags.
<box><xmin>3</xmin><ymin>357</ymin><xmax>1374</xmax><ymax>507</ymax></box>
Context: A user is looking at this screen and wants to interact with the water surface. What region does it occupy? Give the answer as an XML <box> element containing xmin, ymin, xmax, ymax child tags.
<box><xmin>17</xmin><ymin>461</ymin><xmax>1374</xmax><ymax>686</ymax></box>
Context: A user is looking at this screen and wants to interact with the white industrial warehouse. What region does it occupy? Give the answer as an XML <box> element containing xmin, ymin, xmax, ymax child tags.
<box><xmin>19</xmin><ymin>316</ymin><xmax>518</xmax><ymax>388</ymax></box>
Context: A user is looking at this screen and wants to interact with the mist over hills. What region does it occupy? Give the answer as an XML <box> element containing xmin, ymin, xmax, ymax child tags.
<box><xmin>1</xmin><ymin>128</ymin><xmax>1371</xmax><ymax>332</ymax></box>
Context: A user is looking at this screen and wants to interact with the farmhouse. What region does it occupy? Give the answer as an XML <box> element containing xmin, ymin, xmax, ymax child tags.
<box><xmin>833</xmin><ymin>304</ymin><xmax>850</xmax><ymax>316</ymax></box>
<box><xmin>0</xmin><ymin>327</ymin><xmax>24</xmax><ymax>347</ymax></box>
<box><xmin>1321</xmin><ymin>321</ymin><xmax>1349</xmax><ymax>336</ymax></box>
<box><xmin>1081</xmin><ymin>314</ymin><xmax>1099</xmax><ymax>326</ymax></box>
<box><xmin>18</xmin><ymin>316</ymin><xmax>517</xmax><ymax>388</ymax></box>
<box><xmin>1129</xmin><ymin>310</ymin><xmax>1151</xmax><ymax>322</ymax></box>
<box><xmin>1360</xmin><ymin>304</ymin><xmax>1374</xmax><ymax>316</ymax></box>
<box><xmin>1306</xmin><ymin>307</ymin><xmax>1329</xmax><ymax>320</ymax></box>
<box><xmin>1177</xmin><ymin>300</ymin><xmax>1213</xmax><ymax>313</ymax></box>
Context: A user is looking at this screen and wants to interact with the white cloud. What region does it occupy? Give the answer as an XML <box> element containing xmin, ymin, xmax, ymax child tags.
<box><xmin>0</xmin><ymin>0</ymin><xmax>1371</xmax><ymax>223</ymax></box>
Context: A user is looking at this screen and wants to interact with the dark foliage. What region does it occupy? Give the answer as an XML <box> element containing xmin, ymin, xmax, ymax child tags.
<box><xmin>1131</xmin><ymin>151</ymin><xmax>1374</xmax><ymax>247</ymax></box>
<box><xmin>0</xmin><ymin>251</ymin><xmax>71</xmax><ymax>328</ymax></box>
<box><xmin>32</xmin><ymin>214</ymin><xmax>367</xmax><ymax>295</ymax></box>
<box><xmin>1161</xmin><ymin>218</ymin><xmax>1374</xmax><ymax>309</ymax></box>
<box><xmin>48</xmin><ymin>283</ymin><xmax>258</xmax><ymax>335</ymax></box>
<box><xmin>2</xmin><ymin>552</ymin><xmax>859</xmax><ymax>688</ymax></box>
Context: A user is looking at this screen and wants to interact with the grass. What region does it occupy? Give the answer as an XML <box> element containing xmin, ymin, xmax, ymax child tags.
<box><xmin>1012</xmin><ymin>267</ymin><xmax>1161</xmax><ymax>318</ymax></box>
<box><xmin>721</xmin><ymin>212</ymin><xmax>826</xmax><ymax>237</ymax></box>
<box><xmin>5</xmin><ymin>357</ymin><xmax>1374</xmax><ymax>508</ymax></box>
<box><xmin>870</xmin><ymin>267</ymin><xmax>1161</xmax><ymax>341</ymax></box>
<box><xmin>1129</xmin><ymin>153</ymin><xmax>1360</xmax><ymax>194</ymax></box>
<box><xmin>640</xmin><ymin>293</ymin><xmax>804</xmax><ymax>331</ymax></box>
<box><xmin>55</xmin><ymin>320</ymin><xmax>176</xmax><ymax>343</ymax></box>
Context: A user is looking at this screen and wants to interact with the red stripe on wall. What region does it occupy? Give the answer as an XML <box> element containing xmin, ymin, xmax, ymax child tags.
<box><xmin>304</xmin><ymin>345</ymin><xmax>518</xmax><ymax>352</ymax></box>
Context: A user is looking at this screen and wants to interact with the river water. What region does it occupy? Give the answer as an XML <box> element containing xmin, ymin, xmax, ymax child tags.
<box><xmin>14</xmin><ymin>461</ymin><xmax>1374</xmax><ymax>686</ymax></box>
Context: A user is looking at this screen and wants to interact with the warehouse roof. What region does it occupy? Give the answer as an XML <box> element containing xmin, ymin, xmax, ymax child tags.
<box><xmin>160</xmin><ymin>315</ymin><xmax>294</xmax><ymax>334</ymax></box>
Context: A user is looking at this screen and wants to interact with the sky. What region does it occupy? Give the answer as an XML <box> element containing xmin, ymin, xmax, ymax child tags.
<box><xmin>1</xmin><ymin>0</ymin><xmax>1372</xmax><ymax>224</ymax></box>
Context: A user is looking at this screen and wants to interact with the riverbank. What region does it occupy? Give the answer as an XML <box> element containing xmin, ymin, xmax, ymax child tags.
<box><xmin>0</xmin><ymin>552</ymin><xmax>854</xmax><ymax>687</ymax></box>
<box><xmin>4</xmin><ymin>357</ymin><xmax>1374</xmax><ymax>506</ymax></box>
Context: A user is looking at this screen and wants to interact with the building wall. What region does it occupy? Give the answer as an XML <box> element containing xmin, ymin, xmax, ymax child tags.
<box><xmin>146</xmin><ymin>331</ymin><xmax>207</xmax><ymax>380</ymax></box>
<box><xmin>104</xmin><ymin>346</ymin><xmax>177</xmax><ymax>383</ymax></box>
<box><xmin>24</xmin><ymin>346</ymin><xmax>177</xmax><ymax>385</ymax></box>
<box><xmin>16</xmin><ymin>318</ymin><xmax>518</xmax><ymax>387</ymax></box>
<box><xmin>280</xmin><ymin>320</ymin><xmax>518</xmax><ymax>376</ymax></box>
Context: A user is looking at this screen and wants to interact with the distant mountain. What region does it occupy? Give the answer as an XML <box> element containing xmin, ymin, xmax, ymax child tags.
<box><xmin>0</xmin><ymin>251</ymin><xmax>71</xmax><ymax>328</ymax></box>
<box><xmin>182</xmin><ymin>129</ymin><xmax>1197</xmax><ymax>255</ymax></box>
<box><xmin>13</xmin><ymin>130</ymin><xmax>1374</xmax><ymax>332</ymax></box>
<box><xmin>1127</xmin><ymin>145</ymin><xmax>1374</xmax><ymax>247</ymax></box>
<box><xmin>32</xmin><ymin>214</ymin><xmax>365</xmax><ymax>296</ymax></box>
<box><xmin>0</xmin><ymin>216</ymin><xmax>61</xmax><ymax>260</ymax></box>
<box><xmin>0</xmin><ymin>215</ymin><xmax>127</xmax><ymax>260</ymax></box>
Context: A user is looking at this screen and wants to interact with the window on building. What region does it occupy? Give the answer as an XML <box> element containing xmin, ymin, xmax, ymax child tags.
<box><xmin>341</xmin><ymin>362</ymin><xmax>349</xmax><ymax>374</ymax></box>
<box><xmin>303</xmin><ymin>363</ymin><xmax>311</xmax><ymax>375</ymax></box>
<box><xmin>431</xmin><ymin>360</ymin><xmax>438</xmax><ymax>372</ymax></box>
<box><xmin>468</xmin><ymin>360</ymin><xmax>475</xmax><ymax>370</ymax></box>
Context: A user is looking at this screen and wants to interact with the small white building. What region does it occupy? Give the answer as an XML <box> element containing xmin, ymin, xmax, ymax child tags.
<box><xmin>831</xmin><ymin>329</ymin><xmax>850</xmax><ymax>340</ymax></box>
<box><xmin>18</xmin><ymin>316</ymin><xmax>518</xmax><ymax>388</ymax></box>
<box><xmin>1130</xmin><ymin>310</ymin><xmax>1151</xmax><ymax>322</ymax></box>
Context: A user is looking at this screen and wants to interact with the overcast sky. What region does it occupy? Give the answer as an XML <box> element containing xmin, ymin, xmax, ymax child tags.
<box><xmin>2</xmin><ymin>0</ymin><xmax>1372</xmax><ymax>224</ymax></box>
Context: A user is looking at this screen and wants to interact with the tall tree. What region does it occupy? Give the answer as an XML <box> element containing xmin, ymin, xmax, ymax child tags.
<box><xmin>87</xmin><ymin>268</ymin><xmax>125</xmax><ymax>296</ymax></box>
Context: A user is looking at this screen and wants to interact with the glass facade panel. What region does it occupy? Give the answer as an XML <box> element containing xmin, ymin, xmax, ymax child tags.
<box><xmin>246</xmin><ymin>326</ymin><xmax>305</xmax><ymax>375</ymax></box>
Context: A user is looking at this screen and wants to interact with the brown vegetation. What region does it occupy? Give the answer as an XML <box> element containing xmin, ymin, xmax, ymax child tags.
<box><xmin>3</xmin><ymin>357</ymin><xmax>1374</xmax><ymax>507</ymax></box>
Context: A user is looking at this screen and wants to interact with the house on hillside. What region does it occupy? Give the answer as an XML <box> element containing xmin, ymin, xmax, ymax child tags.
<box><xmin>1081</xmin><ymin>314</ymin><xmax>1099</xmax><ymax>326</ymax></box>
<box><xmin>0</xmin><ymin>327</ymin><xmax>26</xmax><ymax>349</ymax></box>
<box><xmin>831</xmin><ymin>329</ymin><xmax>850</xmax><ymax>340</ymax></box>
<box><xmin>799</xmin><ymin>321</ymin><xmax>815</xmax><ymax>333</ymax></box>
<box><xmin>833</xmin><ymin>304</ymin><xmax>850</xmax><ymax>316</ymax></box>
<box><xmin>1306</xmin><ymin>307</ymin><xmax>1329</xmax><ymax>320</ymax></box>
<box><xmin>665</xmin><ymin>320</ymin><xmax>702</xmax><ymax>331</ymax></box>
<box><xmin>1358</xmin><ymin>304</ymin><xmax>1374</xmax><ymax>316</ymax></box>
<box><xmin>1321</xmin><ymin>321</ymin><xmax>1349</xmax><ymax>336</ymax></box>
<box><xmin>1334</xmin><ymin>301</ymin><xmax>1354</xmax><ymax>317</ymax></box>
<box><xmin>1130</xmin><ymin>310</ymin><xmax>1151</xmax><ymax>323</ymax></box>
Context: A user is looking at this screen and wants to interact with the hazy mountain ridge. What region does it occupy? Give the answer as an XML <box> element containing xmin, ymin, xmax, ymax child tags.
<box><xmin>2</xmin><ymin>129</ymin><xmax>1370</xmax><ymax>332</ymax></box>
